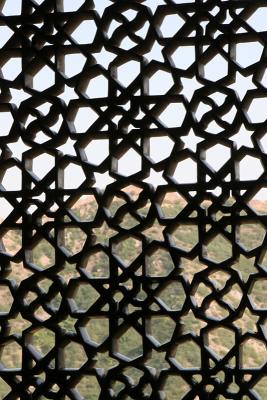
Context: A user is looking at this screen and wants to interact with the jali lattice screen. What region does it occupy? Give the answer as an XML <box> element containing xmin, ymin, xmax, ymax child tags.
<box><xmin>1</xmin><ymin>0</ymin><xmax>267</xmax><ymax>399</ymax></box>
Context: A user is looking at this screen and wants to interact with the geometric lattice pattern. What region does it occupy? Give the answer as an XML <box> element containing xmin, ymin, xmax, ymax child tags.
<box><xmin>1</xmin><ymin>1</ymin><xmax>267</xmax><ymax>399</ymax></box>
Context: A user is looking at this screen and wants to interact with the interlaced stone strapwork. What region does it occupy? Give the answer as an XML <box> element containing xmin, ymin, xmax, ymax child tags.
<box><xmin>1</xmin><ymin>1</ymin><xmax>267</xmax><ymax>399</ymax></box>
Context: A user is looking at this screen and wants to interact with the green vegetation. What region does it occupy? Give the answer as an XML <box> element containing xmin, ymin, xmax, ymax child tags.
<box><xmin>0</xmin><ymin>195</ymin><xmax>266</xmax><ymax>399</ymax></box>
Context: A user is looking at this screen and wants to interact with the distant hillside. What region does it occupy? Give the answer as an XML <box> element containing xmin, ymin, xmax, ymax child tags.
<box><xmin>0</xmin><ymin>193</ymin><xmax>266</xmax><ymax>399</ymax></box>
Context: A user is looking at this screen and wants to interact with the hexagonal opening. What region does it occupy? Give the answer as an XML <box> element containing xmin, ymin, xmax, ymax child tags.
<box><xmin>63</xmin><ymin>226</ymin><xmax>87</xmax><ymax>255</ymax></box>
<box><xmin>82</xmin><ymin>249</ymin><xmax>109</xmax><ymax>278</ymax></box>
<box><xmin>239</xmin><ymin>155</ymin><xmax>263</xmax><ymax>181</ymax></box>
<box><xmin>117</xmin><ymin>60</ymin><xmax>140</xmax><ymax>86</ymax></box>
<box><xmin>0</xmin><ymin>284</ymin><xmax>13</xmax><ymax>314</ymax></box>
<box><xmin>118</xmin><ymin>148</ymin><xmax>142</xmax><ymax>176</ymax></box>
<box><xmin>0</xmin><ymin>340</ymin><xmax>22</xmax><ymax>369</ymax></box>
<box><xmin>173</xmin><ymin>158</ymin><xmax>197</xmax><ymax>183</ymax></box>
<box><xmin>241</xmin><ymin>338</ymin><xmax>267</xmax><ymax>368</ymax></box>
<box><xmin>70</xmin><ymin>19</ymin><xmax>97</xmax><ymax>44</ymax></box>
<box><xmin>64</xmin><ymin>163</ymin><xmax>86</xmax><ymax>189</ymax></box>
<box><xmin>85</xmin><ymin>317</ymin><xmax>109</xmax><ymax>345</ymax></box>
<box><xmin>29</xmin><ymin>328</ymin><xmax>55</xmax><ymax>357</ymax></box>
<box><xmin>2</xmin><ymin>57</ymin><xmax>21</xmax><ymax>80</ymax></box>
<box><xmin>170</xmin><ymin>223</ymin><xmax>198</xmax><ymax>252</ymax></box>
<box><xmin>64</xmin><ymin>53</ymin><xmax>86</xmax><ymax>78</ymax></box>
<box><xmin>236</xmin><ymin>41</ymin><xmax>263</xmax><ymax>68</ymax></box>
<box><xmin>146</xmin><ymin>247</ymin><xmax>174</xmax><ymax>277</ymax></box>
<box><xmin>203</xmin><ymin>53</ymin><xmax>228</xmax><ymax>81</ymax></box>
<box><xmin>160</xmin><ymin>14</ymin><xmax>184</xmax><ymax>37</ymax></box>
<box><xmin>148</xmin><ymin>70</ymin><xmax>173</xmax><ymax>95</ymax></box>
<box><xmin>174</xmin><ymin>339</ymin><xmax>201</xmax><ymax>369</ymax></box>
<box><xmin>2</xmin><ymin>0</ymin><xmax>21</xmax><ymax>15</ymax></box>
<box><xmin>171</xmin><ymin>45</ymin><xmax>195</xmax><ymax>69</ymax></box>
<box><xmin>32</xmin><ymin>65</ymin><xmax>55</xmax><ymax>91</ymax></box>
<box><xmin>69</xmin><ymin>194</ymin><xmax>98</xmax><ymax>222</ymax></box>
<box><xmin>148</xmin><ymin>316</ymin><xmax>175</xmax><ymax>346</ymax></box>
<box><xmin>158</xmin><ymin>102</ymin><xmax>186</xmax><ymax>127</ymax></box>
<box><xmin>62</xmin><ymin>341</ymin><xmax>87</xmax><ymax>369</ymax></box>
<box><xmin>160</xmin><ymin>191</ymin><xmax>187</xmax><ymax>217</ymax></box>
<box><xmin>156</xmin><ymin>281</ymin><xmax>185</xmax><ymax>311</ymax></box>
<box><xmin>117</xmin><ymin>326</ymin><xmax>143</xmax><ymax>360</ymax></box>
<box><xmin>247</xmin><ymin>97</ymin><xmax>267</xmax><ymax>123</ymax></box>
<box><xmin>206</xmin><ymin>234</ymin><xmax>232</xmax><ymax>263</ymax></box>
<box><xmin>114</xmin><ymin>236</ymin><xmax>142</xmax><ymax>267</ymax></box>
<box><xmin>0</xmin><ymin>25</ymin><xmax>13</xmax><ymax>47</ymax></box>
<box><xmin>0</xmin><ymin>110</ymin><xmax>13</xmax><ymax>136</ymax></box>
<box><xmin>249</xmin><ymin>278</ymin><xmax>267</xmax><ymax>310</ymax></box>
<box><xmin>206</xmin><ymin>144</ymin><xmax>231</xmax><ymax>171</ymax></box>
<box><xmin>239</xmin><ymin>222</ymin><xmax>265</xmax><ymax>251</ymax></box>
<box><xmin>247</xmin><ymin>7</ymin><xmax>267</xmax><ymax>32</ymax></box>
<box><xmin>75</xmin><ymin>375</ymin><xmax>101</xmax><ymax>399</ymax></box>
<box><xmin>150</xmin><ymin>136</ymin><xmax>174</xmax><ymax>162</ymax></box>
<box><xmin>73</xmin><ymin>106</ymin><xmax>98</xmax><ymax>133</ymax></box>
<box><xmin>163</xmin><ymin>375</ymin><xmax>190</xmax><ymax>399</ymax></box>
<box><xmin>32</xmin><ymin>238</ymin><xmax>55</xmax><ymax>269</ymax></box>
<box><xmin>1</xmin><ymin>166</ymin><xmax>21</xmax><ymax>191</ymax></box>
<box><xmin>207</xmin><ymin>327</ymin><xmax>235</xmax><ymax>359</ymax></box>
<box><xmin>72</xmin><ymin>282</ymin><xmax>99</xmax><ymax>312</ymax></box>
<box><xmin>84</xmin><ymin>139</ymin><xmax>109</xmax><ymax>166</ymax></box>
<box><xmin>32</xmin><ymin>153</ymin><xmax>54</xmax><ymax>180</ymax></box>
<box><xmin>1</xmin><ymin>229</ymin><xmax>22</xmax><ymax>256</ymax></box>
<box><xmin>85</xmin><ymin>75</ymin><xmax>108</xmax><ymax>98</ymax></box>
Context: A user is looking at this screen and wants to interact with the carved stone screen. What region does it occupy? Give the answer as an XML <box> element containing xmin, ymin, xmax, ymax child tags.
<box><xmin>2</xmin><ymin>0</ymin><xmax>267</xmax><ymax>399</ymax></box>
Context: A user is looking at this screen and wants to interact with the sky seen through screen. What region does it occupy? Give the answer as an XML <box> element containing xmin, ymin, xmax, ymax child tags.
<box><xmin>1</xmin><ymin>0</ymin><xmax>267</xmax><ymax>217</ymax></box>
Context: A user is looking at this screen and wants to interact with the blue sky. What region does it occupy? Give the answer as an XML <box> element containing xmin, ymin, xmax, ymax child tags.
<box><xmin>1</xmin><ymin>1</ymin><xmax>267</xmax><ymax>217</ymax></box>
